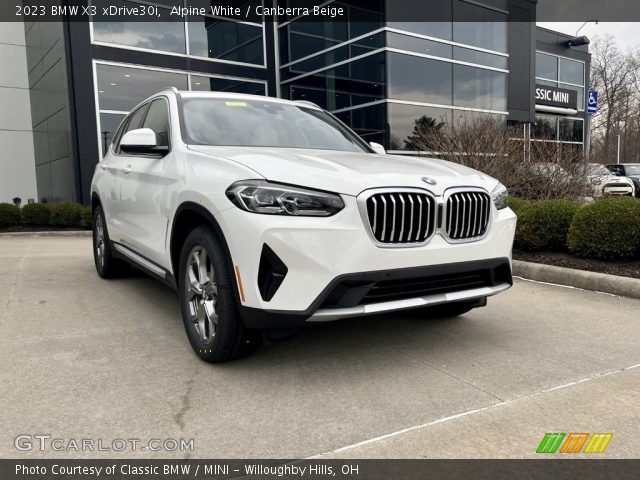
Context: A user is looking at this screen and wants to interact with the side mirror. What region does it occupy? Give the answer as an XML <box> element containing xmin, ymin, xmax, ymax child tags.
<box><xmin>120</xmin><ymin>128</ymin><xmax>167</xmax><ymax>155</ymax></box>
<box><xmin>369</xmin><ymin>142</ymin><xmax>386</xmax><ymax>155</ymax></box>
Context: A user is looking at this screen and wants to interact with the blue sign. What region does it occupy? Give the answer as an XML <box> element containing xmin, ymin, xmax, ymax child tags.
<box><xmin>587</xmin><ymin>90</ymin><xmax>599</xmax><ymax>114</ymax></box>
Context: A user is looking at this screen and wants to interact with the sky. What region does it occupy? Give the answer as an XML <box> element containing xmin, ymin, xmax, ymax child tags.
<box><xmin>537</xmin><ymin>22</ymin><xmax>640</xmax><ymax>51</ymax></box>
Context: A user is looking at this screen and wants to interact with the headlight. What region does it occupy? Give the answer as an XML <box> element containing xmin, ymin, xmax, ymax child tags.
<box><xmin>491</xmin><ymin>182</ymin><xmax>508</xmax><ymax>210</ymax></box>
<box><xmin>226</xmin><ymin>180</ymin><xmax>344</xmax><ymax>217</ymax></box>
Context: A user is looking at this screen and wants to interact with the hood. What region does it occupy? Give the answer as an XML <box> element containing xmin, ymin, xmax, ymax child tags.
<box><xmin>187</xmin><ymin>146</ymin><xmax>498</xmax><ymax>196</ymax></box>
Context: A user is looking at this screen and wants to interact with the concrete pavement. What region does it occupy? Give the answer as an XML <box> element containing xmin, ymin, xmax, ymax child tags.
<box><xmin>1</xmin><ymin>235</ymin><xmax>639</xmax><ymax>459</ymax></box>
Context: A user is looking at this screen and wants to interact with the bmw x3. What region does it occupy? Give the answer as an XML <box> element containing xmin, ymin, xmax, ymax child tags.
<box><xmin>91</xmin><ymin>89</ymin><xmax>517</xmax><ymax>362</ymax></box>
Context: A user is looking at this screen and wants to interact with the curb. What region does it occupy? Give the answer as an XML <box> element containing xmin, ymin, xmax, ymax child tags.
<box><xmin>513</xmin><ymin>260</ymin><xmax>640</xmax><ymax>300</ymax></box>
<box><xmin>0</xmin><ymin>231</ymin><xmax>92</xmax><ymax>237</ymax></box>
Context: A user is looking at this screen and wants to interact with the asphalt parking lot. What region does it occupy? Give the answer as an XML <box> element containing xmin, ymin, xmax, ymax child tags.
<box><xmin>1</xmin><ymin>234</ymin><xmax>639</xmax><ymax>459</ymax></box>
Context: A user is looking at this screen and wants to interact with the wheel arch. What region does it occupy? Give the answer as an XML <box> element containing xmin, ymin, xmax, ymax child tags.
<box><xmin>169</xmin><ymin>202</ymin><xmax>236</xmax><ymax>291</ymax></box>
<box><xmin>91</xmin><ymin>192</ymin><xmax>102</xmax><ymax>214</ymax></box>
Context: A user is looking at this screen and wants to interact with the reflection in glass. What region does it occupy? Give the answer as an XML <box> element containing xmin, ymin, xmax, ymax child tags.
<box><xmin>92</xmin><ymin>0</ymin><xmax>186</xmax><ymax>53</ymax></box>
<box><xmin>453</xmin><ymin>65</ymin><xmax>507</xmax><ymax>111</ymax></box>
<box><xmin>99</xmin><ymin>113</ymin><xmax>125</xmax><ymax>156</ymax></box>
<box><xmin>559</xmin><ymin>58</ymin><xmax>584</xmax><ymax>85</ymax></box>
<box><xmin>96</xmin><ymin>64</ymin><xmax>188</xmax><ymax>111</ymax></box>
<box><xmin>532</xmin><ymin>115</ymin><xmax>558</xmax><ymax>140</ymax></box>
<box><xmin>188</xmin><ymin>17</ymin><xmax>264</xmax><ymax>65</ymax></box>
<box><xmin>335</xmin><ymin>103</ymin><xmax>386</xmax><ymax>146</ymax></box>
<box><xmin>386</xmin><ymin>32</ymin><xmax>452</xmax><ymax>58</ymax></box>
<box><xmin>190</xmin><ymin>76</ymin><xmax>266</xmax><ymax>95</ymax></box>
<box><xmin>388</xmin><ymin>53</ymin><xmax>452</xmax><ymax>105</ymax></box>
<box><xmin>536</xmin><ymin>52</ymin><xmax>558</xmax><ymax>80</ymax></box>
<box><xmin>388</xmin><ymin>103</ymin><xmax>453</xmax><ymax>151</ymax></box>
<box><xmin>286</xmin><ymin>53</ymin><xmax>385</xmax><ymax>111</ymax></box>
<box><xmin>453</xmin><ymin>22</ymin><xmax>507</xmax><ymax>53</ymax></box>
<box><xmin>453</xmin><ymin>47</ymin><xmax>507</xmax><ymax>69</ymax></box>
<box><xmin>387</xmin><ymin>22</ymin><xmax>452</xmax><ymax>41</ymax></box>
<box><xmin>559</xmin><ymin>118</ymin><xmax>584</xmax><ymax>142</ymax></box>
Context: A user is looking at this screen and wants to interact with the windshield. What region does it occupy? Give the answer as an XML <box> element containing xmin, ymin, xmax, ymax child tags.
<box><xmin>181</xmin><ymin>98</ymin><xmax>370</xmax><ymax>153</ymax></box>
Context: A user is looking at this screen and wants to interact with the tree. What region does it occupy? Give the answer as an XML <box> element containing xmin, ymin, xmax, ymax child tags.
<box><xmin>403</xmin><ymin>115</ymin><xmax>446</xmax><ymax>151</ymax></box>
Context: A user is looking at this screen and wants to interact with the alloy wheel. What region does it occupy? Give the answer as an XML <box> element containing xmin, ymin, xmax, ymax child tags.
<box><xmin>95</xmin><ymin>214</ymin><xmax>105</xmax><ymax>268</ymax></box>
<box><xmin>185</xmin><ymin>246</ymin><xmax>219</xmax><ymax>343</ymax></box>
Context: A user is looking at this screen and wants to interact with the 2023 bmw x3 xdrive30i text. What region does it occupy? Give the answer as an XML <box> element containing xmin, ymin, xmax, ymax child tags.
<box><xmin>91</xmin><ymin>89</ymin><xmax>517</xmax><ymax>362</ymax></box>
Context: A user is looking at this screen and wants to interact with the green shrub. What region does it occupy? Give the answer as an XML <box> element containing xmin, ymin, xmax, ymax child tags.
<box><xmin>21</xmin><ymin>203</ymin><xmax>51</xmax><ymax>226</ymax></box>
<box><xmin>0</xmin><ymin>203</ymin><xmax>21</xmax><ymax>228</ymax></box>
<box><xmin>516</xmin><ymin>199</ymin><xmax>580</xmax><ymax>251</ymax></box>
<box><xmin>50</xmin><ymin>202</ymin><xmax>85</xmax><ymax>228</ymax></box>
<box><xmin>507</xmin><ymin>196</ymin><xmax>530</xmax><ymax>217</ymax></box>
<box><xmin>81</xmin><ymin>206</ymin><xmax>93</xmax><ymax>228</ymax></box>
<box><xmin>568</xmin><ymin>197</ymin><xmax>640</xmax><ymax>259</ymax></box>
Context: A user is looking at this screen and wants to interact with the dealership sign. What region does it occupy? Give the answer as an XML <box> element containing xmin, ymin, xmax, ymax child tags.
<box><xmin>535</xmin><ymin>85</ymin><xmax>578</xmax><ymax>111</ymax></box>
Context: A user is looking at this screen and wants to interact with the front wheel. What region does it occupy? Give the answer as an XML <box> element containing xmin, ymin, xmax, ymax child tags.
<box><xmin>178</xmin><ymin>226</ymin><xmax>260</xmax><ymax>363</ymax></box>
<box><xmin>92</xmin><ymin>206</ymin><xmax>129</xmax><ymax>279</ymax></box>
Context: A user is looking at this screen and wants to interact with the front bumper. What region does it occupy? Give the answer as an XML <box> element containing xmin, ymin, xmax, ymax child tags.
<box><xmin>214</xmin><ymin>196</ymin><xmax>517</xmax><ymax>327</ymax></box>
<box><xmin>603</xmin><ymin>183</ymin><xmax>635</xmax><ymax>196</ymax></box>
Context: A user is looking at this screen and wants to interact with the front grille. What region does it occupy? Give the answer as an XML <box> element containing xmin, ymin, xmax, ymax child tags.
<box><xmin>362</xmin><ymin>270</ymin><xmax>491</xmax><ymax>304</ymax></box>
<box><xmin>318</xmin><ymin>259</ymin><xmax>513</xmax><ymax>309</ymax></box>
<box><xmin>366</xmin><ymin>192</ymin><xmax>436</xmax><ymax>244</ymax></box>
<box><xmin>445</xmin><ymin>191</ymin><xmax>491</xmax><ymax>241</ymax></box>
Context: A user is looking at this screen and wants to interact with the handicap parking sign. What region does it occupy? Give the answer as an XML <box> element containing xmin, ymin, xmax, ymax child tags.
<box><xmin>587</xmin><ymin>90</ymin><xmax>599</xmax><ymax>114</ymax></box>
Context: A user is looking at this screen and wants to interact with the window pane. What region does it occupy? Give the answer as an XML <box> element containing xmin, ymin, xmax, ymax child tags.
<box><xmin>453</xmin><ymin>22</ymin><xmax>507</xmax><ymax>52</ymax></box>
<box><xmin>559</xmin><ymin>118</ymin><xmax>584</xmax><ymax>142</ymax></box>
<box><xmin>388</xmin><ymin>53</ymin><xmax>452</xmax><ymax>105</ymax></box>
<box><xmin>190</xmin><ymin>76</ymin><xmax>266</xmax><ymax>95</ymax></box>
<box><xmin>388</xmin><ymin>103</ymin><xmax>452</xmax><ymax>151</ymax></box>
<box><xmin>532</xmin><ymin>115</ymin><xmax>558</xmax><ymax>140</ymax></box>
<box><xmin>453</xmin><ymin>65</ymin><xmax>507</xmax><ymax>111</ymax></box>
<box><xmin>188</xmin><ymin>17</ymin><xmax>264</xmax><ymax>65</ymax></box>
<box><xmin>536</xmin><ymin>53</ymin><xmax>558</xmax><ymax>80</ymax></box>
<box><xmin>99</xmin><ymin>113</ymin><xmax>125</xmax><ymax>156</ymax></box>
<box><xmin>453</xmin><ymin>47</ymin><xmax>507</xmax><ymax>69</ymax></box>
<box><xmin>286</xmin><ymin>53</ymin><xmax>385</xmax><ymax>111</ymax></box>
<box><xmin>387</xmin><ymin>22</ymin><xmax>452</xmax><ymax>41</ymax></box>
<box><xmin>559</xmin><ymin>58</ymin><xmax>584</xmax><ymax>85</ymax></box>
<box><xmin>387</xmin><ymin>32</ymin><xmax>452</xmax><ymax>58</ymax></box>
<box><xmin>142</xmin><ymin>99</ymin><xmax>170</xmax><ymax>147</ymax></box>
<box><xmin>560</xmin><ymin>83</ymin><xmax>585</xmax><ymax>110</ymax></box>
<box><xmin>92</xmin><ymin>1</ymin><xmax>185</xmax><ymax>53</ymax></box>
<box><xmin>335</xmin><ymin>103</ymin><xmax>387</xmax><ymax>146</ymax></box>
<box><xmin>96</xmin><ymin>64</ymin><xmax>188</xmax><ymax>112</ymax></box>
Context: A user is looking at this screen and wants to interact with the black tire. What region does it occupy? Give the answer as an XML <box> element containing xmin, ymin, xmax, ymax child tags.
<box><xmin>413</xmin><ymin>299</ymin><xmax>484</xmax><ymax>319</ymax></box>
<box><xmin>178</xmin><ymin>226</ymin><xmax>260</xmax><ymax>363</ymax></box>
<box><xmin>92</xmin><ymin>206</ymin><xmax>130</xmax><ymax>279</ymax></box>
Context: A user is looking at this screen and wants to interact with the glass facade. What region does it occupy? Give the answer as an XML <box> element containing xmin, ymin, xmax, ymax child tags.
<box><xmin>24</xmin><ymin>0</ymin><xmax>589</xmax><ymax>203</ymax></box>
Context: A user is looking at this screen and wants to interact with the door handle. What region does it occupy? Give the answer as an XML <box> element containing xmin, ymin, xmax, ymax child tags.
<box><xmin>123</xmin><ymin>164</ymin><xmax>132</xmax><ymax>175</ymax></box>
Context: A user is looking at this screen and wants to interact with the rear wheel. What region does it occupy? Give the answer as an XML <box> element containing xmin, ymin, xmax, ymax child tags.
<box><xmin>178</xmin><ymin>226</ymin><xmax>260</xmax><ymax>363</ymax></box>
<box><xmin>92</xmin><ymin>206</ymin><xmax>130</xmax><ymax>278</ymax></box>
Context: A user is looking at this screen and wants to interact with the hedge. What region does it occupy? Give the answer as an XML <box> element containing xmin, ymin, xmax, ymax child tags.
<box><xmin>568</xmin><ymin>197</ymin><xmax>640</xmax><ymax>259</ymax></box>
<box><xmin>0</xmin><ymin>203</ymin><xmax>21</xmax><ymax>228</ymax></box>
<box><xmin>49</xmin><ymin>202</ymin><xmax>85</xmax><ymax>228</ymax></box>
<box><xmin>515</xmin><ymin>199</ymin><xmax>581</xmax><ymax>251</ymax></box>
<box><xmin>21</xmin><ymin>203</ymin><xmax>51</xmax><ymax>226</ymax></box>
<box><xmin>507</xmin><ymin>196</ymin><xmax>530</xmax><ymax>217</ymax></box>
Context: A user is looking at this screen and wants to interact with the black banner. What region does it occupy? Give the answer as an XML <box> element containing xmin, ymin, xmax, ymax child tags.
<box><xmin>535</xmin><ymin>85</ymin><xmax>579</xmax><ymax>110</ymax></box>
<box><xmin>4</xmin><ymin>0</ymin><xmax>640</xmax><ymax>23</ymax></box>
<box><xmin>3</xmin><ymin>460</ymin><xmax>640</xmax><ymax>480</ymax></box>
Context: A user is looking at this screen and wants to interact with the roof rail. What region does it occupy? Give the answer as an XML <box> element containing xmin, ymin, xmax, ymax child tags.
<box><xmin>149</xmin><ymin>86</ymin><xmax>180</xmax><ymax>96</ymax></box>
<box><xmin>295</xmin><ymin>99</ymin><xmax>321</xmax><ymax>109</ymax></box>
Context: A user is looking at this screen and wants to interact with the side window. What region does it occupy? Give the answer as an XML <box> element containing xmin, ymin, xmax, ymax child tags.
<box><xmin>142</xmin><ymin>98</ymin><xmax>171</xmax><ymax>148</ymax></box>
<box><xmin>116</xmin><ymin>104</ymin><xmax>149</xmax><ymax>154</ymax></box>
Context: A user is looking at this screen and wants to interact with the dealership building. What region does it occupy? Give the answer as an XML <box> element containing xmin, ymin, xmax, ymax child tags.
<box><xmin>1</xmin><ymin>0</ymin><xmax>590</xmax><ymax>204</ymax></box>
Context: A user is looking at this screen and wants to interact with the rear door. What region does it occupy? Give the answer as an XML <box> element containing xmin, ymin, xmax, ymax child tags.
<box><xmin>118</xmin><ymin>97</ymin><xmax>173</xmax><ymax>264</ymax></box>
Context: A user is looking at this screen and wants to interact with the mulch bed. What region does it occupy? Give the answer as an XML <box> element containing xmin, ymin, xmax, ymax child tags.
<box><xmin>514</xmin><ymin>251</ymin><xmax>640</xmax><ymax>280</ymax></box>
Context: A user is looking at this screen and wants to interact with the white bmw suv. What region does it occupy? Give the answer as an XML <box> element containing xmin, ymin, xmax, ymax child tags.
<box><xmin>91</xmin><ymin>88</ymin><xmax>517</xmax><ymax>362</ymax></box>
